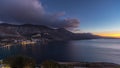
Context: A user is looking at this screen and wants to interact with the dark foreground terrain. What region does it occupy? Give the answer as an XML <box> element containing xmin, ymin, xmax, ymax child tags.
<box><xmin>58</xmin><ymin>62</ymin><xmax>120</xmax><ymax>68</ymax></box>
<box><xmin>1</xmin><ymin>55</ymin><xmax>120</xmax><ymax>68</ymax></box>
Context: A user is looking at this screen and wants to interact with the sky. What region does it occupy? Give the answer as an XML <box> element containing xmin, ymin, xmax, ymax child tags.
<box><xmin>0</xmin><ymin>0</ymin><xmax>120</xmax><ymax>37</ymax></box>
<box><xmin>40</xmin><ymin>0</ymin><xmax>120</xmax><ymax>37</ymax></box>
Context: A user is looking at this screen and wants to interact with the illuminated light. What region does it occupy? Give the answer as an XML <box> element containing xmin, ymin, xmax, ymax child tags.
<box><xmin>21</xmin><ymin>41</ymin><xmax>36</xmax><ymax>45</ymax></box>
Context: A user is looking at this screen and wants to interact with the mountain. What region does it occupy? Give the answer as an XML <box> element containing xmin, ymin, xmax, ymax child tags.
<box><xmin>0</xmin><ymin>23</ymin><xmax>102</xmax><ymax>40</ymax></box>
<box><xmin>74</xmin><ymin>33</ymin><xmax>102</xmax><ymax>40</ymax></box>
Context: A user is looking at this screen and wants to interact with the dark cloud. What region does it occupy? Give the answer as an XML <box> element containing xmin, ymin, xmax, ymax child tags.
<box><xmin>0</xmin><ymin>0</ymin><xmax>80</xmax><ymax>29</ymax></box>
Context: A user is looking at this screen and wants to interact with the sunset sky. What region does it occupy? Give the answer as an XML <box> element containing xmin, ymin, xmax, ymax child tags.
<box><xmin>41</xmin><ymin>0</ymin><xmax>120</xmax><ymax>37</ymax></box>
<box><xmin>0</xmin><ymin>0</ymin><xmax>120</xmax><ymax>37</ymax></box>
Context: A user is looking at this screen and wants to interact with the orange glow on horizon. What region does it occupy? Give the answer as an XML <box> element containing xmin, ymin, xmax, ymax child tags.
<box><xmin>94</xmin><ymin>32</ymin><xmax>120</xmax><ymax>38</ymax></box>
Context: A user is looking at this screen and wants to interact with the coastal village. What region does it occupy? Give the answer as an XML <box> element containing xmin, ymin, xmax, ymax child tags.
<box><xmin>0</xmin><ymin>32</ymin><xmax>51</xmax><ymax>47</ymax></box>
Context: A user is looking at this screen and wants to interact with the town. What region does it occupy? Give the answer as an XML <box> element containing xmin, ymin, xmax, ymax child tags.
<box><xmin>0</xmin><ymin>32</ymin><xmax>51</xmax><ymax>47</ymax></box>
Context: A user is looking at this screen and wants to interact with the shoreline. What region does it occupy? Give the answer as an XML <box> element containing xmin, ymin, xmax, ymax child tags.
<box><xmin>1</xmin><ymin>58</ymin><xmax>120</xmax><ymax>68</ymax></box>
<box><xmin>57</xmin><ymin>61</ymin><xmax>120</xmax><ymax>68</ymax></box>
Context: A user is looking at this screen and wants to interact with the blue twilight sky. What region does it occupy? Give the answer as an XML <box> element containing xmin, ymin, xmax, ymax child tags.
<box><xmin>41</xmin><ymin>0</ymin><xmax>120</xmax><ymax>33</ymax></box>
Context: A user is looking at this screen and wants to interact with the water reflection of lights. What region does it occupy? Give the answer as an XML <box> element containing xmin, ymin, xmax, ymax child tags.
<box><xmin>0</xmin><ymin>44</ymin><xmax>12</xmax><ymax>49</ymax></box>
<box><xmin>21</xmin><ymin>41</ymin><xmax>36</xmax><ymax>45</ymax></box>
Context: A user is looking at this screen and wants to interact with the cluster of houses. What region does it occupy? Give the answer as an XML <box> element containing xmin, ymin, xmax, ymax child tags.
<box><xmin>0</xmin><ymin>32</ymin><xmax>51</xmax><ymax>46</ymax></box>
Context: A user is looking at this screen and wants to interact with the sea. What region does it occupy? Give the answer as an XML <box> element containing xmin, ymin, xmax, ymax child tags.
<box><xmin>0</xmin><ymin>39</ymin><xmax>120</xmax><ymax>64</ymax></box>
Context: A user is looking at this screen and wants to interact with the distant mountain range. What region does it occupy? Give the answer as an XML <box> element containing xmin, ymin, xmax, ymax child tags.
<box><xmin>0</xmin><ymin>23</ymin><xmax>118</xmax><ymax>40</ymax></box>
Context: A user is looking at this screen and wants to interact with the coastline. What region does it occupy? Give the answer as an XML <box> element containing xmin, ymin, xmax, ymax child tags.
<box><xmin>57</xmin><ymin>61</ymin><xmax>120</xmax><ymax>68</ymax></box>
<box><xmin>1</xmin><ymin>58</ymin><xmax>120</xmax><ymax>68</ymax></box>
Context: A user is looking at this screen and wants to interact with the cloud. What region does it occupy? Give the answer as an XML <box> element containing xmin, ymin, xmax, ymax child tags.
<box><xmin>0</xmin><ymin>0</ymin><xmax>80</xmax><ymax>29</ymax></box>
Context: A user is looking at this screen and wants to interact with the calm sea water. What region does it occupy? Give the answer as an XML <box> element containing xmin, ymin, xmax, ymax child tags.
<box><xmin>1</xmin><ymin>39</ymin><xmax>120</xmax><ymax>64</ymax></box>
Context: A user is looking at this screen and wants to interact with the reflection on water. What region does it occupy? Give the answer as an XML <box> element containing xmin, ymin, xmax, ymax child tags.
<box><xmin>1</xmin><ymin>39</ymin><xmax>120</xmax><ymax>64</ymax></box>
